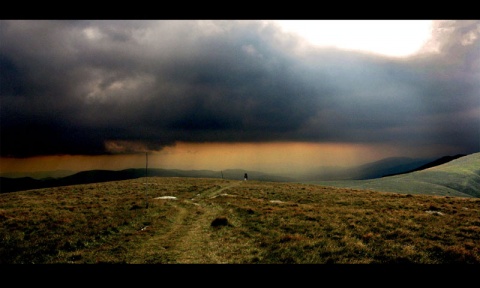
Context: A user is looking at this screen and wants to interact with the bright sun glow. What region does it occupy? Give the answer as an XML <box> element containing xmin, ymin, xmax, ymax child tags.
<box><xmin>274</xmin><ymin>20</ymin><xmax>433</xmax><ymax>57</ymax></box>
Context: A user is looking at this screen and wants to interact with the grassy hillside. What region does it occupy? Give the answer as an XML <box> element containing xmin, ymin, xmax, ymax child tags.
<box><xmin>308</xmin><ymin>152</ymin><xmax>480</xmax><ymax>198</ymax></box>
<box><xmin>1</xmin><ymin>177</ymin><xmax>479</xmax><ymax>264</ymax></box>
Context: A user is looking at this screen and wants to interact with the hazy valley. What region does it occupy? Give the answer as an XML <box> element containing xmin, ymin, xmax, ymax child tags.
<box><xmin>1</xmin><ymin>153</ymin><xmax>477</xmax><ymax>198</ymax></box>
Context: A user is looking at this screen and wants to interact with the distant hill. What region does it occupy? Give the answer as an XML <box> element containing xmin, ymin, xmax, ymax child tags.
<box><xmin>0</xmin><ymin>170</ymin><xmax>77</xmax><ymax>179</ymax></box>
<box><xmin>347</xmin><ymin>157</ymin><xmax>436</xmax><ymax>180</ymax></box>
<box><xmin>308</xmin><ymin>152</ymin><xmax>480</xmax><ymax>198</ymax></box>
<box><xmin>382</xmin><ymin>154</ymin><xmax>466</xmax><ymax>177</ymax></box>
<box><xmin>0</xmin><ymin>168</ymin><xmax>294</xmax><ymax>193</ymax></box>
<box><xmin>287</xmin><ymin>156</ymin><xmax>435</xmax><ymax>181</ymax></box>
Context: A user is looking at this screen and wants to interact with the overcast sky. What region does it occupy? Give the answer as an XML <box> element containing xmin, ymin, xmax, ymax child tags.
<box><xmin>0</xmin><ymin>20</ymin><xmax>479</xmax><ymax>172</ymax></box>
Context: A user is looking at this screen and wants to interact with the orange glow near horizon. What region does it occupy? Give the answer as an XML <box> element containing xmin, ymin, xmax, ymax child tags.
<box><xmin>154</xmin><ymin>142</ymin><xmax>385</xmax><ymax>173</ymax></box>
<box><xmin>0</xmin><ymin>141</ymin><xmax>450</xmax><ymax>175</ymax></box>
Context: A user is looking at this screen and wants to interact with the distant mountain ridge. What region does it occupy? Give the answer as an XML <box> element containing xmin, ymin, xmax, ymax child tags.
<box><xmin>0</xmin><ymin>170</ymin><xmax>77</xmax><ymax>179</ymax></box>
<box><xmin>347</xmin><ymin>157</ymin><xmax>436</xmax><ymax>180</ymax></box>
<box><xmin>382</xmin><ymin>154</ymin><xmax>466</xmax><ymax>177</ymax></box>
<box><xmin>286</xmin><ymin>156</ymin><xmax>435</xmax><ymax>181</ymax></box>
<box><xmin>1</xmin><ymin>153</ymin><xmax>476</xmax><ymax>195</ymax></box>
<box><xmin>0</xmin><ymin>168</ymin><xmax>294</xmax><ymax>193</ymax></box>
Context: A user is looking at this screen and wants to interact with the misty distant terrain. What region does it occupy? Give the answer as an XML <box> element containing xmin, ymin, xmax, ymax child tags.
<box><xmin>279</xmin><ymin>156</ymin><xmax>442</xmax><ymax>181</ymax></box>
<box><xmin>1</xmin><ymin>153</ymin><xmax>477</xmax><ymax>197</ymax></box>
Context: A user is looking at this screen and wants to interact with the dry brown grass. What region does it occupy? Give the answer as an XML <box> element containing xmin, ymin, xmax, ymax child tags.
<box><xmin>1</xmin><ymin>177</ymin><xmax>479</xmax><ymax>264</ymax></box>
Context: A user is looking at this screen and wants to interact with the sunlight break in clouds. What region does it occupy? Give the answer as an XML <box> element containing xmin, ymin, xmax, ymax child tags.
<box><xmin>0</xmin><ymin>20</ymin><xmax>478</xmax><ymax>174</ymax></box>
<box><xmin>274</xmin><ymin>20</ymin><xmax>434</xmax><ymax>57</ymax></box>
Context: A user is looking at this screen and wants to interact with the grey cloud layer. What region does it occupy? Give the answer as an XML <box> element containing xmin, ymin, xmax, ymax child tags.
<box><xmin>1</xmin><ymin>20</ymin><xmax>479</xmax><ymax>157</ymax></box>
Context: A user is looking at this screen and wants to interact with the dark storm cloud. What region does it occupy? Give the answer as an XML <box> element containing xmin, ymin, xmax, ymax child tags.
<box><xmin>1</xmin><ymin>20</ymin><xmax>479</xmax><ymax>157</ymax></box>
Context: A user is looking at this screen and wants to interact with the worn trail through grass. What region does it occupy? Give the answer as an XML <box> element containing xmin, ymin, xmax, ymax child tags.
<box><xmin>130</xmin><ymin>180</ymin><xmax>244</xmax><ymax>263</ymax></box>
<box><xmin>168</xmin><ymin>180</ymin><xmax>243</xmax><ymax>263</ymax></box>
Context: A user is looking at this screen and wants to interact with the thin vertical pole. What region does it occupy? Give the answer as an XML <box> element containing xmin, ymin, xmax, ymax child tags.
<box><xmin>145</xmin><ymin>152</ymin><xmax>148</xmax><ymax>208</ymax></box>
